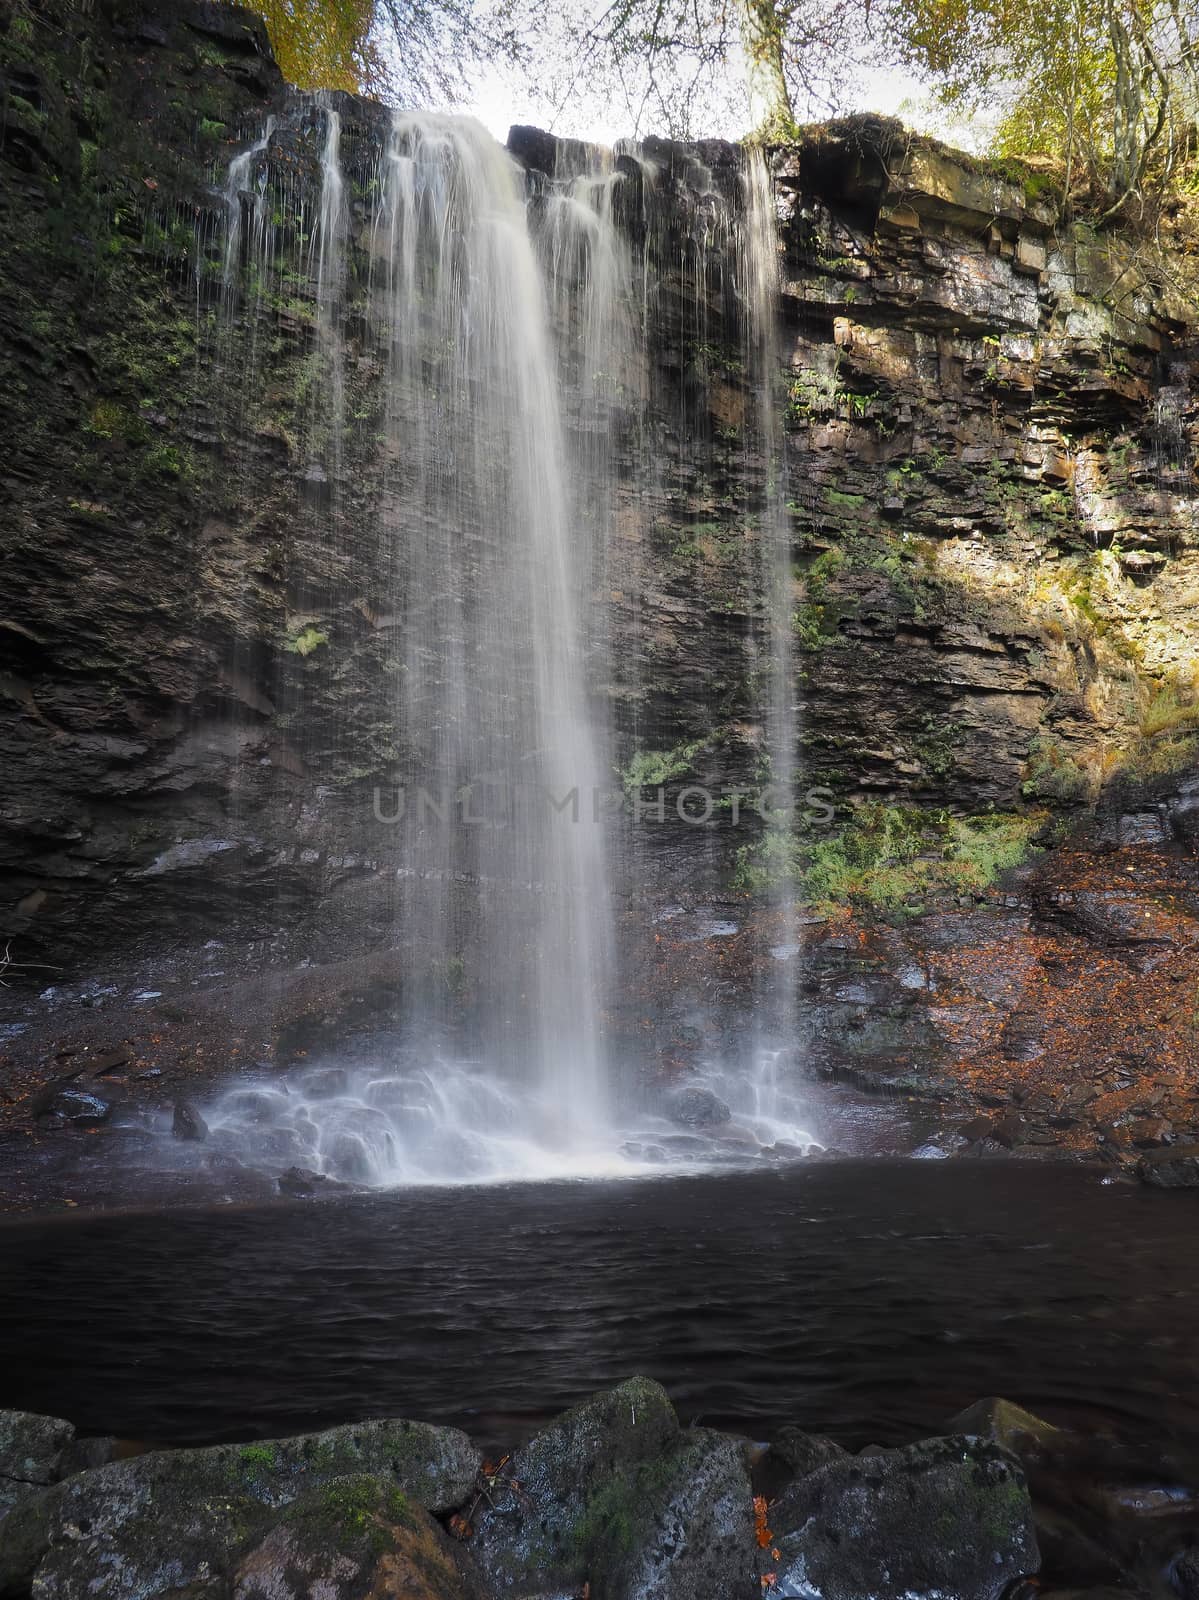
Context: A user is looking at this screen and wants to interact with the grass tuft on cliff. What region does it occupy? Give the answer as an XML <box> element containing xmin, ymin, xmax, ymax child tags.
<box><xmin>736</xmin><ymin>804</ymin><xmax>1046</xmax><ymax>917</ymax></box>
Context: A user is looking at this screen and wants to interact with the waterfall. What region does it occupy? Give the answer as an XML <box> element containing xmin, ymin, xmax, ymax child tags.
<box><xmin>311</xmin><ymin>102</ymin><xmax>347</xmax><ymax>531</ymax></box>
<box><xmin>222</xmin><ymin>116</ymin><xmax>276</xmax><ymax>293</ymax></box>
<box><xmin>369</xmin><ymin>114</ymin><xmax>613</xmax><ymax>1143</ymax></box>
<box><xmin>743</xmin><ymin>147</ymin><xmax>802</xmax><ymax>1075</ymax></box>
<box><xmin>189</xmin><ymin>114</ymin><xmax>818</xmax><ymax>1187</ymax></box>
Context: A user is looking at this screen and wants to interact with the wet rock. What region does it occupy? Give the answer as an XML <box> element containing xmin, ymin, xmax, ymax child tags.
<box><xmin>945</xmin><ymin>1397</ymin><xmax>1063</xmax><ymax>1458</ymax></box>
<box><xmin>1138</xmin><ymin>1145</ymin><xmax>1199</xmax><ymax>1187</ymax></box>
<box><xmin>0</xmin><ymin>1411</ymin><xmax>75</xmax><ymax>1592</ymax></box>
<box><xmin>29</xmin><ymin>1419</ymin><xmax>481</xmax><ymax>1598</ymax></box>
<box><xmin>87</xmin><ymin>1048</ymin><xmax>132</xmax><ymax>1076</ymax></box>
<box><xmin>1173</xmin><ymin>1546</ymin><xmax>1199</xmax><ymax>1600</ymax></box>
<box><xmin>769</xmin><ymin>1434</ymin><xmax>1039</xmax><ymax>1600</ymax></box>
<box><xmin>664</xmin><ymin>1087</ymin><xmax>731</xmax><ymax>1129</ymax></box>
<box><xmin>277</xmin><ymin>1164</ymin><xmax>342</xmax><ymax>1196</ymax></box>
<box><xmin>756</xmin><ymin>1426</ymin><xmax>849</xmax><ymax>1499</ymax></box>
<box><xmin>35</xmin><ymin>1086</ymin><xmax>113</xmax><ymax>1126</ymax></box>
<box><xmin>56</xmin><ymin>1437</ymin><xmax>120</xmax><ymax>1476</ymax></box>
<box><xmin>1128</xmin><ymin>1117</ymin><xmax>1173</xmax><ymax>1149</ymax></box>
<box><xmin>0</xmin><ymin>1487</ymin><xmax>61</xmax><ymax>1597</ymax></box>
<box><xmin>591</xmin><ymin>1428</ymin><xmax>759</xmax><ymax>1600</ymax></box>
<box><xmin>768</xmin><ymin>1426</ymin><xmax>848</xmax><ymax>1483</ymax></box>
<box><xmin>231</xmin><ymin>1474</ymin><xmax>474</xmax><ymax>1600</ymax></box>
<box><xmin>0</xmin><ymin>1409</ymin><xmax>74</xmax><ymax>1487</ymax></box>
<box><xmin>172</xmin><ymin>1100</ymin><xmax>208</xmax><ymax>1142</ymax></box>
<box><xmin>470</xmin><ymin>1377</ymin><xmax>679</xmax><ymax>1595</ymax></box>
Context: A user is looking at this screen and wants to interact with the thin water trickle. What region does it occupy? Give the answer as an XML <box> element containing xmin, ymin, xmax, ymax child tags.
<box><xmin>744</xmin><ymin>146</ymin><xmax>801</xmax><ymax>1078</ymax></box>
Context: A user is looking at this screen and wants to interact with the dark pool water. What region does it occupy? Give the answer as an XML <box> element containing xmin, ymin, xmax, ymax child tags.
<box><xmin>1</xmin><ymin>1160</ymin><xmax>1197</xmax><ymax>1460</ymax></box>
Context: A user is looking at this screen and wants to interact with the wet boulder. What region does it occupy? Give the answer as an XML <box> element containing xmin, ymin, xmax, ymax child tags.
<box><xmin>0</xmin><ymin>1411</ymin><xmax>75</xmax><ymax>1596</ymax></box>
<box><xmin>172</xmin><ymin>1100</ymin><xmax>208</xmax><ymax>1142</ymax></box>
<box><xmin>469</xmin><ymin>1377</ymin><xmax>680</xmax><ymax>1595</ymax></box>
<box><xmin>1138</xmin><ymin>1146</ymin><xmax>1199</xmax><ymax>1188</ymax></box>
<box><xmin>664</xmin><ymin>1087</ymin><xmax>731</xmax><ymax>1129</ymax></box>
<box><xmin>232</xmin><ymin>1474</ymin><xmax>476</xmax><ymax>1599</ymax></box>
<box><xmin>0</xmin><ymin>1409</ymin><xmax>75</xmax><ymax>1490</ymax></box>
<box><xmin>769</xmin><ymin>1434</ymin><xmax>1039</xmax><ymax>1600</ymax></box>
<box><xmin>28</xmin><ymin>1419</ymin><xmax>481</xmax><ymax>1598</ymax></box>
<box><xmin>589</xmin><ymin>1428</ymin><xmax>759</xmax><ymax>1600</ymax></box>
<box><xmin>945</xmin><ymin>1397</ymin><xmax>1064</xmax><ymax>1459</ymax></box>
<box><xmin>759</xmin><ymin>1425</ymin><xmax>848</xmax><ymax>1496</ymax></box>
<box><xmin>34</xmin><ymin>1084</ymin><xmax>113</xmax><ymax>1126</ymax></box>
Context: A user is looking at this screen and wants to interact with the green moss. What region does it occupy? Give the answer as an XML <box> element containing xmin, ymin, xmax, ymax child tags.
<box><xmin>1021</xmin><ymin>736</ymin><xmax>1091</xmax><ymax>803</ymax></box>
<box><xmin>285</xmin><ymin>625</ymin><xmax>329</xmax><ymax>657</ymax></box>
<box><xmin>735</xmin><ymin>804</ymin><xmax>1044</xmax><ymax>917</ymax></box>
<box><xmin>619</xmin><ymin>735</ymin><xmax>708</xmax><ymax>796</ymax></box>
<box><xmin>572</xmin><ymin>1452</ymin><xmax>680</xmax><ymax>1559</ymax></box>
<box><xmin>239</xmin><ymin>1442</ymin><xmax>278</xmax><ymax>1469</ymax></box>
<box><xmin>824</xmin><ymin>487</ymin><xmax>866</xmax><ymax>508</ymax></box>
<box><xmin>85</xmin><ymin>398</ymin><xmax>129</xmax><ymax>439</ymax></box>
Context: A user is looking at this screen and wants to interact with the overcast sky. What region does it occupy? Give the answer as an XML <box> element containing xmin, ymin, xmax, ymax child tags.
<box><xmin>459</xmin><ymin>56</ymin><xmax>989</xmax><ymax>151</ymax></box>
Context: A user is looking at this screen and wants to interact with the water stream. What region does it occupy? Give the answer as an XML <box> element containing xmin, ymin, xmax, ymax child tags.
<box><xmin>198</xmin><ymin>111</ymin><xmax>815</xmax><ymax>1187</ymax></box>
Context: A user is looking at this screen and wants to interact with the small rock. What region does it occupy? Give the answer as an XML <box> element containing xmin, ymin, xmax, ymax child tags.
<box><xmin>944</xmin><ymin>1397</ymin><xmax>1062</xmax><ymax>1459</ymax></box>
<box><xmin>1173</xmin><ymin>1546</ymin><xmax>1199</xmax><ymax>1600</ymax></box>
<box><xmin>0</xmin><ymin>1408</ymin><xmax>74</xmax><ymax>1487</ymax></box>
<box><xmin>36</xmin><ymin>1086</ymin><xmax>113</xmax><ymax>1126</ymax></box>
<box><xmin>172</xmin><ymin>1100</ymin><xmax>208</xmax><ymax>1142</ymax></box>
<box><xmin>664</xmin><ymin>1087</ymin><xmax>731</xmax><ymax>1129</ymax></box>
<box><xmin>768</xmin><ymin>1433</ymin><xmax>838</xmax><ymax>1478</ymax></box>
<box><xmin>1128</xmin><ymin>1117</ymin><xmax>1173</xmax><ymax>1149</ymax></box>
<box><xmin>88</xmin><ymin>1048</ymin><xmax>132</xmax><ymax>1076</ymax></box>
<box><xmin>278</xmin><ymin>1165</ymin><xmax>334</xmax><ymax>1196</ymax></box>
<box><xmin>1139</xmin><ymin>1145</ymin><xmax>1199</xmax><ymax>1187</ymax></box>
<box><xmin>960</xmin><ymin>1120</ymin><xmax>998</xmax><ymax>1145</ymax></box>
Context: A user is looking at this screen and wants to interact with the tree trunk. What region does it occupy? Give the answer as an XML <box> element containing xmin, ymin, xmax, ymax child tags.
<box><xmin>742</xmin><ymin>0</ymin><xmax>794</xmax><ymax>135</ymax></box>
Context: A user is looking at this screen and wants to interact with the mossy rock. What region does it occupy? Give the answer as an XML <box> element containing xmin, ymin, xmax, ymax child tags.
<box><xmin>232</xmin><ymin>1474</ymin><xmax>475</xmax><ymax>1599</ymax></box>
<box><xmin>24</xmin><ymin>1419</ymin><xmax>480</xmax><ymax>1598</ymax></box>
<box><xmin>468</xmin><ymin>1376</ymin><xmax>679</xmax><ymax>1594</ymax></box>
<box><xmin>588</xmin><ymin>1428</ymin><xmax>760</xmax><ymax>1600</ymax></box>
<box><xmin>770</xmin><ymin>1434</ymin><xmax>1039</xmax><ymax>1600</ymax></box>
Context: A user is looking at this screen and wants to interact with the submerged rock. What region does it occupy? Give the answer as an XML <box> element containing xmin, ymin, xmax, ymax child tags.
<box><xmin>24</xmin><ymin>1418</ymin><xmax>481</xmax><ymax>1599</ymax></box>
<box><xmin>769</xmin><ymin>1434</ymin><xmax>1039</xmax><ymax>1600</ymax></box>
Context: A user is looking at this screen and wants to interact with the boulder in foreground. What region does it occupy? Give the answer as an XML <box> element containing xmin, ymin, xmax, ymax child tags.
<box><xmin>769</xmin><ymin>1433</ymin><xmax>1039</xmax><ymax>1600</ymax></box>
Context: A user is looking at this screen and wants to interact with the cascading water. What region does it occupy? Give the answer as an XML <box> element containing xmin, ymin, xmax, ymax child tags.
<box><xmin>741</xmin><ymin>146</ymin><xmax>804</xmax><ymax>1107</ymax></box>
<box><xmin>373</xmin><ymin>113</ymin><xmax>613</xmax><ymax>1136</ymax></box>
<box><xmin>182</xmin><ymin>113</ymin><xmax>818</xmax><ymax>1187</ymax></box>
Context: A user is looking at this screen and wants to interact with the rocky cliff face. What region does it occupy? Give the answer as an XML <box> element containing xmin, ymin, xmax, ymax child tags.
<box><xmin>1</xmin><ymin>0</ymin><xmax>1197</xmax><ymax>1162</ymax></box>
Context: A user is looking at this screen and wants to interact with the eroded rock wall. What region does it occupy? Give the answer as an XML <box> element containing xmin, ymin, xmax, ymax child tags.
<box><xmin>1</xmin><ymin>3</ymin><xmax>1196</xmax><ymax>1058</ymax></box>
